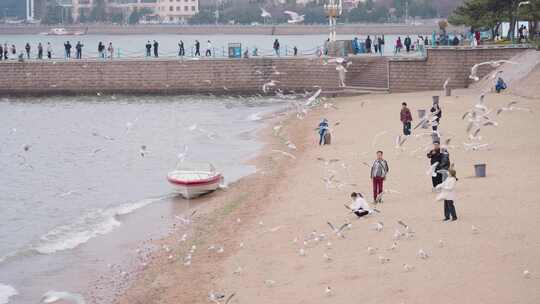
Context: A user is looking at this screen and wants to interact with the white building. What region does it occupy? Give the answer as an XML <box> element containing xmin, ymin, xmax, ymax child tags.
<box><xmin>156</xmin><ymin>0</ymin><xmax>199</xmax><ymax>23</ymax></box>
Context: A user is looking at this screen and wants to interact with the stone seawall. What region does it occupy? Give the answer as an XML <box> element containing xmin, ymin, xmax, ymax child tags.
<box><xmin>0</xmin><ymin>58</ymin><xmax>343</xmax><ymax>96</ymax></box>
<box><xmin>0</xmin><ymin>46</ymin><xmax>532</xmax><ymax>96</ymax></box>
<box><xmin>388</xmin><ymin>46</ymin><xmax>531</xmax><ymax>93</ymax></box>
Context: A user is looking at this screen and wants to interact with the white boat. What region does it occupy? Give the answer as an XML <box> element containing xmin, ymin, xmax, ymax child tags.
<box><xmin>46</xmin><ymin>28</ymin><xmax>86</xmax><ymax>36</ymax></box>
<box><xmin>167</xmin><ymin>163</ymin><xmax>223</xmax><ymax>199</ymax></box>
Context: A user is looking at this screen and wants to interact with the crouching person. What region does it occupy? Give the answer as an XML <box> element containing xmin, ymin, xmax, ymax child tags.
<box><xmin>349</xmin><ymin>192</ymin><xmax>373</xmax><ymax>218</ymax></box>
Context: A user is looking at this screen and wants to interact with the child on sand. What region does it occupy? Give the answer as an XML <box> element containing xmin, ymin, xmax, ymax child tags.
<box><xmin>349</xmin><ymin>192</ymin><xmax>373</xmax><ymax>218</ymax></box>
<box><xmin>317</xmin><ymin>119</ymin><xmax>329</xmax><ymax>145</ymax></box>
<box><xmin>436</xmin><ymin>168</ymin><xmax>458</xmax><ymax>221</ymax></box>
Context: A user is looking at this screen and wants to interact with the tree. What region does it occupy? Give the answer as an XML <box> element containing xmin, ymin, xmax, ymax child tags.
<box><xmin>90</xmin><ymin>0</ymin><xmax>107</xmax><ymax>22</ymax></box>
<box><xmin>188</xmin><ymin>9</ymin><xmax>216</xmax><ymax>24</ymax></box>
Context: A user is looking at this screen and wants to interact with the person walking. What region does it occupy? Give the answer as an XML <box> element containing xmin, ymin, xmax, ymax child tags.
<box><xmin>3</xmin><ymin>43</ymin><xmax>8</xmax><ymax>59</ymax></box>
<box><xmin>317</xmin><ymin>118</ymin><xmax>329</xmax><ymax>146</ymax></box>
<box><xmin>418</xmin><ymin>35</ymin><xmax>425</xmax><ymax>56</ymax></box>
<box><xmin>293</xmin><ymin>46</ymin><xmax>298</xmax><ymax>56</ymax></box>
<box><xmin>379</xmin><ymin>35</ymin><xmax>385</xmax><ymax>55</ymax></box>
<box><xmin>0</xmin><ymin>44</ymin><xmax>3</xmax><ymax>61</ymax></box>
<box><xmin>46</xmin><ymin>42</ymin><xmax>52</xmax><ymax>59</ymax></box>
<box><xmin>349</xmin><ymin>192</ymin><xmax>373</xmax><ymax>218</ymax></box>
<box><xmin>25</xmin><ymin>43</ymin><xmax>31</xmax><ymax>59</ymax></box>
<box><xmin>430</xmin><ymin>99</ymin><xmax>442</xmax><ymax>132</ymax></box>
<box><xmin>107</xmin><ymin>42</ymin><xmax>114</xmax><ymax>59</ymax></box>
<box><xmin>37</xmin><ymin>43</ymin><xmax>43</xmax><ymax>60</ymax></box>
<box><xmin>75</xmin><ymin>41</ymin><xmax>83</xmax><ymax>59</ymax></box>
<box><xmin>205</xmin><ymin>40</ymin><xmax>212</xmax><ymax>57</ymax></box>
<box><xmin>153</xmin><ymin>40</ymin><xmax>159</xmax><ymax>58</ymax></box>
<box><xmin>11</xmin><ymin>44</ymin><xmax>17</xmax><ymax>57</ymax></box>
<box><xmin>365</xmin><ymin>35</ymin><xmax>372</xmax><ymax>54</ymax></box>
<box><xmin>64</xmin><ymin>41</ymin><xmax>72</xmax><ymax>59</ymax></box>
<box><xmin>394</xmin><ymin>37</ymin><xmax>402</xmax><ymax>55</ymax></box>
<box><xmin>370</xmin><ymin>151</ymin><xmax>389</xmax><ymax>203</ymax></box>
<box><xmin>373</xmin><ymin>36</ymin><xmax>379</xmax><ymax>54</ymax></box>
<box><xmin>436</xmin><ymin>168</ymin><xmax>458</xmax><ymax>221</ymax></box>
<box><xmin>145</xmin><ymin>41</ymin><xmax>152</xmax><ymax>57</ymax></box>
<box><xmin>273</xmin><ymin>39</ymin><xmax>280</xmax><ymax>57</ymax></box>
<box><xmin>427</xmin><ymin>141</ymin><xmax>450</xmax><ymax>190</ymax></box>
<box><xmin>400</xmin><ymin>102</ymin><xmax>413</xmax><ymax>136</ymax></box>
<box><xmin>178</xmin><ymin>40</ymin><xmax>185</xmax><ymax>57</ymax></box>
<box><xmin>194</xmin><ymin>40</ymin><xmax>200</xmax><ymax>56</ymax></box>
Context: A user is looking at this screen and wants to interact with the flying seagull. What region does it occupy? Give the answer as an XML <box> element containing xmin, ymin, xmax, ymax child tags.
<box><xmin>327</xmin><ymin>221</ymin><xmax>350</xmax><ymax>238</ymax></box>
<box><xmin>283</xmin><ymin>10</ymin><xmax>305</xmax><ymax>23</ymax></box>
<box><xmin>261</xmin><ymin>7</ymin><xmax>271</xmax><ymax>18</ymax></box>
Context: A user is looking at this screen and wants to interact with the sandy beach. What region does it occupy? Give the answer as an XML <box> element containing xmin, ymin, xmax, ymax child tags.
<box><xmin>116</xmin><ymin>86</ymin><xmax>540</xmax><ymax>304</ymax></box>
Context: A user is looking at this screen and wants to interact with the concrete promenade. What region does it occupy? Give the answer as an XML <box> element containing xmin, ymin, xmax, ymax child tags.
<box><xmin>0</xmin><ymin>45</ymin><xmax>532</xmax><ymax>96</ymax></box>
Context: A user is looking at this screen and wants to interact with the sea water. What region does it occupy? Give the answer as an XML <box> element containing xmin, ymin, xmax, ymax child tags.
<box><xmin>0</xmin><ymin>94</ymin><xmax>289</xmax><ymax>303</ymax></box>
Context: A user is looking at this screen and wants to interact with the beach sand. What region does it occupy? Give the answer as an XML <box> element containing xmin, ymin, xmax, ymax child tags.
<box><xmin>116</xmin><ymin>87</ymin><xmax>540</xmax><ymax>304</ymax></box>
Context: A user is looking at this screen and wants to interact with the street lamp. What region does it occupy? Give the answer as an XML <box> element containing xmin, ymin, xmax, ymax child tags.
<box><xmin>324</xmin><ymin>0</ymin><xmax>342</xmax><ymax>42</ymax></box>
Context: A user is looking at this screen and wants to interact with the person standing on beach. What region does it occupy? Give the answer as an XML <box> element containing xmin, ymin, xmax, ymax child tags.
<box><xmin>273</xmin><ymin>39</ymin><xmax>280</xmax><ymax>57</ymax></box>
<box><xmin>145</xmin><ymin>41</ymin><xmax>152</xmax><ymax>57</ymax></box>
<box><xmin>317</xmin><ymin>118</ymin><xmax>329</xmax><ymax>145</ymax></box>
<box><xmin>195</xmin><ymin>40</ymin><xmax>201</xmax><ymax>56</ymax></box>
<box><xmin>349</xmin><ymin>192</ymin><xmax>373</xmax><ymax>218</ymax></box>
<box><xmin>25</xmin><ymin>43</ymin><xmax>31</xmax><ymax>59</ymax></box>
<box><xmin>37</xmin><ymin>43</ymin><xmax>43</xmax><ymax>60</ymax></box>
<box><xmin>427</xmin><ymin>141</ymin><xmax>450</xmax><ymax>190</ymax></box>
<box><xmin>436</xmin><ymin>168</ymin><xmax>458</xmax><ymax>221</ymax></box>
<box><xmin>178</xmin><ymin>40</ymin><xmax>185</xmax><ymax>57</ymax></box>
<box><xmin>75</xmin><ymin>41</ymin><xmax>83</xmax><ymax>59</ymax></box>
<box><xmin>205</xmin><ymin>40</ymin><xmax>212</xmax><ymax>57</ymax></box>
<box><xmin>430</xmin><ymin>100</ymin><xmax>442</xmax><ymax>132</ymax></box>
<box><xmin>153</xmin><ymin>40</ymin><xmax>159</xmax><ymax>58</ymax></box>
<box><xmin>371</xmin><ymin>151</ymin><xmax>389</xmax><ymax>203</ymax></box>
<box><xmin>400</xmin><ymin>102</ymin><xmax>413</xmax><ymax>136</ymax></box>
<box><xmin>46</xmin><ymin>42</ymin><xmax>52</xmax><ymax>59</ymax></box>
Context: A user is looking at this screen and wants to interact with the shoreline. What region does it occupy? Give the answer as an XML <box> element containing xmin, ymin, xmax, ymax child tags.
<box><xmin>0</xmin><ymin>23</ymin><xmax>466</xmax><ymax>36</ymax></box>
<box><xmin>115</xmin><ymin>87</ymin><xmax>540</xmax><ymax>303</ymax></box>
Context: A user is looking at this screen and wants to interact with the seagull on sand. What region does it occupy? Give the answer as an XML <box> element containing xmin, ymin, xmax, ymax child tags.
<box><xmin>262</xmin><ymin>80</ymin><xmax>278</xmax><ymax>93</ymax></box>
<box><xmin>417</xmin><ymin>249</ymin><xmax>429</xmax><ymax>259</ymax></box>
<box><xmin>403</xmin><ymin>264</ymin><xmax>415</xmax><ymax>272</ymax></box>
<box><xmin>41</xmin><ymin>291</ymin><xmax>86</xmax><ymax>304</ymax></box>
<box><xmin>283</xmin><ymin>10</ymin><xmax>305</xmax><ymax>23</ymax></box>
<box><xmin>325</xmin><ymin>286</ymin><xmax>333</xmax><ymax>296</ymax></box>
<box><xmin>139</xmin><ymin>145</ymin><xmax>147</xmax><ymax>157</ymax></box>
<box><xmin>327</xmin><ymin>221</ymin><xmax>350</xmax><ymax>238</ymax></box>
<box><xmin>374</xmin><ymin>221</ymin><xmax>384</xmax><ymax>232</ymax></box>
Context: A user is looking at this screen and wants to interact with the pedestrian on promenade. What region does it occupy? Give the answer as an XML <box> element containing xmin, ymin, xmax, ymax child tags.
<box><xmin>98</xmin><ymin>42</ymin><xmax>105</xmax><ymax>59</ymax></box>
<box><xmin>418</xmin><ymin>35</ymin><xmax>425</xmax><ymax>56</ymax></box>
<box><xmin>145</xmin><ymin>41</ymin><xmax>152</xmax><ymax>57</ymax></box>
<box><xmin>293</xmin><ymin>46</ymin><xmax>298</xmax><ymax>56</ymax></box>
<box><xmin>373</xmin><ymin>36</ymin><xmax>379</xmax><ymax>54</ymax></box>
<box><xmin>178</xmin><ymin>40</ymin><xmax>185</xmax><ymax>57</ymax></box>
<box><xmin>365</xmin><ymin>35</ymin><xmax>372</xmax><ymax>53</ymax></box>
<box><xmin>430</xmin><ymin>99</ymin><xmax>442</xmax><ymax>132</ymax></box>
<box><xmin>205</xmin><ymin>40</ymin><xmax>212</xmax><ymax>57</ymax></box>
<box><xmin>37</xmin><ymin>43</ymin><xmax>43</xmax><ymax>60</ymax></box>
<box><xmin>46</xmin><ymin>42</ymin><xmax>52</xmax><ymax>59</ymax></box>
<box><xmin>153</xmin><ymin>40</ymin><xmax>159</xmax><ymax>58</ymax></box>
<box><xmin>404</xmin><ymin>36</ymin><xmax>411</xmax><ymax>53</ymax></box>
<box><xmin>324</xmin><ymin>38</ymin><xmax>329</xmax><ymax>56</ymax></box>
<box><xmin>75</xmin><ymin>41</ymin><xmax>83</xmax><ymax>59</ymax></box>
<box><xmin>25</xmin><ymin>43</ymin><xmax>31</xmax><ymax>59</ymax></box>
<box><xmin>195</xmin><ymin>40</ymin><xmax>201</xmax><ymax>56</ymax></box>
<box><xmin>474</xmin><ymin>31</ymin><xmax>481</xmax><ymax>46</ymax></box>
<box><xmin>107</xmin><ymin>42</ymin><xmax>114</xmax><ymax>59</ymax></box>
<box><xmin>370</xmin><ymin>151</ymin><xmax>389</xmax><ymax>203</ymax></box>
<box><xmin>64</xmin><ymin>41</ymin><xmax>72</xmax><ymax>59</ymax></box>
<box><xmin>3</xmin><ymin>43</ymin><xmax>8</xmax><ymax>59</ymax></box>
<box><xmin>394</xmin><ymin>37</ymin><xmax>402</xmax><ymax>55</ymax></box>
<box><xmin>349</xmin><ymin>192</ymin><xmax>373</xmax><ymax>218</ymax></box>
<box><xmin>0</xmin><ymin>44</ymin><xmax>3</xmax><ymax>61</ymax></box>
<box><xmin>436</xmin><ymin>168</ymin><xmax>458</xmax><ymax>221</ymax></box>
<box><xmin>273</xmin><ymin>39</ymin><xmax>280</xmax><ymax>56</ymax></box>
<box><xmin>11</xmin><ymin>44</ymin><xmax>16</xmax><ymax>57</ymax></box>
<box><xmin>317</xmin><ymin>118</ymin><xmax>329</xmax><ymax>146</ymax></box>
<box><xmin>427</xmin><ymin>141</ymin><xmax>450</xmax><ymax>190</ymax></box>
<box><xmin>400</xmin><ymin>102</ymin><xmax>412</xmax><ymax>136</ymax></box>
<box><xmin>379</xmin><ymin>35</ymin><xmax>385</xmax><ymax>55</ymax></box>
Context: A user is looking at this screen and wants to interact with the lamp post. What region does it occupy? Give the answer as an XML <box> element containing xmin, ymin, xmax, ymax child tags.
<box><xmin>324</xmin><ymin>0</ymin><xmax>342</xmax><ymax>42</ymax></box>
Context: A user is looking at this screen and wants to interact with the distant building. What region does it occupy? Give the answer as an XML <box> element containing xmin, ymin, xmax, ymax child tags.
<box><xmin>156</xmin><ymin>0</ymin><xmax>199</xmax><ymax>24</ymax></box>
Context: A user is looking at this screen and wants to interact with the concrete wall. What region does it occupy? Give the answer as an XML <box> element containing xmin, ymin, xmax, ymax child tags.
<box><xmin>0</xmin><ymin>58</ymin><xmax>343</xmax><ymax>96</ymax></box>
<box><xmin>0</xmin><ymin>45</ymin><xmax>532</xmax><ymax>96</ymax></box>
<box><xmin>388</xmin><ymin>46</ymin><xmax>531</xmax><ymax>93</ymax></box>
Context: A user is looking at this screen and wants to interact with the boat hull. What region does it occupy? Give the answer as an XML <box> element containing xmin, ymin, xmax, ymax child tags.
<box><xmin>167</xmin><ymin>173</ymin><xmax>222</xmax><ymax>199</ymax></box>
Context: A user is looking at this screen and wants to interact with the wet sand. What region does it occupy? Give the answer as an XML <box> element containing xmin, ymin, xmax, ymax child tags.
<box><xmin>116</xmin><ymin>88</ymin><xmax>540</xmax><ymax>304</ymax></box>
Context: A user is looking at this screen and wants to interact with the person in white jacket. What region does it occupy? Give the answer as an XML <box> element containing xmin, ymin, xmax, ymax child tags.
<box><xmin>349</xmin><ymin>192</ymin><xmax>373</xmax><ymax>218</ymax></box>
<box><xmin>436</xmin><ymin>169</ymin><xmax>458</xmax><ymax>221</ymax></box>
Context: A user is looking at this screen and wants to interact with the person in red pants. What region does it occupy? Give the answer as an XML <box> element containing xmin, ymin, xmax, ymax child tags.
<box><xmin>370</xmin><ymin>151</ymin><xmax>389</xmax><ymax>203</ymax></box>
